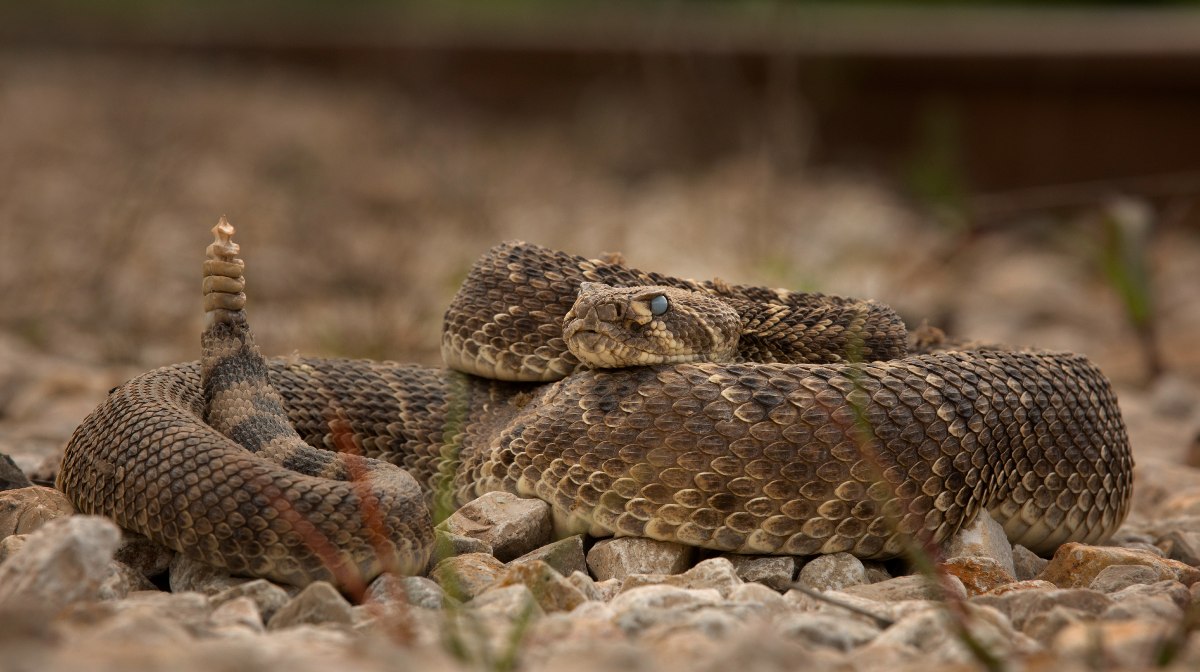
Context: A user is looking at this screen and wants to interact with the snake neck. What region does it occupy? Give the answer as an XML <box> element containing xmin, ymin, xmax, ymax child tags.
<box><xmin>441</xmin><ymin>241</ymin><xmax>909</xmax><ymax>382</ymax></box>
<box><xmin>727</xmin><ymin>296</ymin><xmax>908</xmax><ymax>365</ymax></box>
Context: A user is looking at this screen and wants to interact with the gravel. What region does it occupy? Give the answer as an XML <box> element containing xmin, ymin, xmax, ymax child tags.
<box><xmin>1</xmin><ymin>477</ymin><xmax>1198</xmax><ymax>671</ymax></box>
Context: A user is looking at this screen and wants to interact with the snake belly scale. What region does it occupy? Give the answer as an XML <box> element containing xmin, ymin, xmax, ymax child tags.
<box><xmin>57</xmin><ymin>222</ymin><xmax>1132</xmax><ymax>589</ymax></box>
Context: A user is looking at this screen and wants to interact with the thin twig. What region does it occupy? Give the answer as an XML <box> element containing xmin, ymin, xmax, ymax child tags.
<box><xmin>787</xmin><ymin>583</ymin><xmax>895</xmax><ymax>629</ymax></box>
<box><xmin>970</xmin><ymin>170</ymin><xmax>1200</xmax><ymax>223</ymax></box>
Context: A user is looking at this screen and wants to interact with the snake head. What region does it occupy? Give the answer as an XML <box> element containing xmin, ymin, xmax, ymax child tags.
<box><xmin>563</xmin><ymin>282</ymin><xmax>741</xmax><ymax>368</ymax></box>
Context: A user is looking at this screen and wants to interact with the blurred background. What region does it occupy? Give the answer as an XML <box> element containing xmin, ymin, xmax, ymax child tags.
<box><xmin>0</xmin><ymin>0</ymin><xmax>1198</xmax><ymax>476</ymax></box>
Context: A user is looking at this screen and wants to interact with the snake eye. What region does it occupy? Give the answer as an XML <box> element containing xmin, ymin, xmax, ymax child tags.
<box><xmin>649</xmin><ymin>294</ymin><xmax>669</xmax><ymax>316</ymax></box>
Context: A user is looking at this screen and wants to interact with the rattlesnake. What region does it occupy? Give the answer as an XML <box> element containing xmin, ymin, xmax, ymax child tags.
<box><xmin>58</xmin><ymin>221</ymin><xmax>1133</xmax><ymax>590</ymax></box>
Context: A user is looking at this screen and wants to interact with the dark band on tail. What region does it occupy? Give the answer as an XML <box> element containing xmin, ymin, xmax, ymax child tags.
<box><xmin>200</xmin><ymin>219</ymin><xmax>304</xmax><ymax>454</ymax></box>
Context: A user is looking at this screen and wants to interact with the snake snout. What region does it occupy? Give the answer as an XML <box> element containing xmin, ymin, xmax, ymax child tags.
<box><xmin>564</xmin><ymin>306</ymin><xmax>604</xmax><ymax>349</ymax></box>
<box><xmin>564</xmin><ymin>304</ymin><xmax>633</xmax><ymax>368</ymax></box>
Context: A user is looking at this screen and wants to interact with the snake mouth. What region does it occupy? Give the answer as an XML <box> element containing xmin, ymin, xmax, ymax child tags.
<box><xmin>564</xmin><ymin>320</ymin><xmax>688</xmax><ymax>368</ymax></box>
<box><xmin>568</xmin><ymin>329</ymin><xmax>606</xmax><ymax>352</ymax></box>
<box><xmin>562</xmin><ymin>316</ymin><xmax>602</xmax><ymax>345</ymax></box>
<box><xmin>563</xmin><ymin>320</ymin><xmax>643</xmax><ymax>367</ymax></box>
<box><xmin>563</xmin><ymin>320</ymin><xmax>617</xmax><ymax>356</ymax></box>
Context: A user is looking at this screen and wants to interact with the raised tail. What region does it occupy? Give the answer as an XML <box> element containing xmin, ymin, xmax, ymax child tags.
<box><xmin>195</xmin><ymin>218</ymin><xmax>434</xmax><ymax>589</ymax></box>
<box><xmin>60</xmin><ymin>219</ymin><xmax>433</xmax><ymax>595</ymax></box>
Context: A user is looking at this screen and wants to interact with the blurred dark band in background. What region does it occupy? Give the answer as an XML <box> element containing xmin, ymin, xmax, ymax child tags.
<box><xmin>4</xmin><ymin>1</ymin><xmax>1200</xmax><ymax>212</ymax></box>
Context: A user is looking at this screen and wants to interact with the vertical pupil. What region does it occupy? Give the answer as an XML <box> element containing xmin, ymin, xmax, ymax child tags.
<box><xmin>650</xmin><ymin>295</ymin><xmax>669</xmax><ymax>315</ymax></box>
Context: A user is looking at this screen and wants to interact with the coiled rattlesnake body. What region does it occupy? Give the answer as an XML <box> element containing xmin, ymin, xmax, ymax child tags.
<box><xmin>58</xmin><ymin>222</ymin><xmax>1132</xmax><ymax>589</ymax></box>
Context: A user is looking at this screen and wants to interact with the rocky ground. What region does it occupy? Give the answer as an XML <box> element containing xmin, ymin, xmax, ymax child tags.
<box><xmin>3</xmin><ymin>463</ymin><xmax>1200</xmax><ymax>672</ymax></box>
<box><xmin>1</xmin><ymin>48</ymin><xmax>1200</xmax><ymax>671</ymax></box>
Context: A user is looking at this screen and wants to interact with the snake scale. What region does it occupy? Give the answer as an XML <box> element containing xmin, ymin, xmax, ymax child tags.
<box><xmin>58</xmin><ymin>221</ymin><xmax>1132</xmax><ymax>590</ymax></box>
